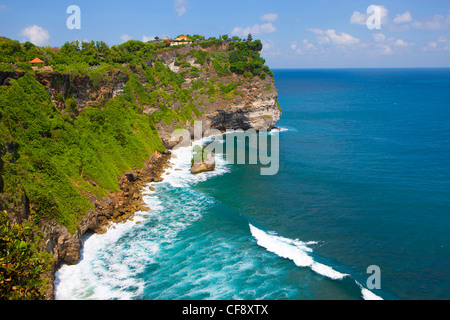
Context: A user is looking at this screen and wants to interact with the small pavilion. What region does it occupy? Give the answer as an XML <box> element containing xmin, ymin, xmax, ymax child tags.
<box><xmin>29</xmin><ymin>58</ymin><xmax>44</xmax><ymax>70</ymax></box>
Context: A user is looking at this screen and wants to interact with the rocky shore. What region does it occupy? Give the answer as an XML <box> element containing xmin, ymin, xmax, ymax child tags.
<box><xmin>0</xmin><ymin>41</ymin><xmax>281</xmax><ymax>299</ymax></box>
<box><xmin>43</xmin><ymin>150</ymin><xmax>171</xmax><ymax>299</ymax></box>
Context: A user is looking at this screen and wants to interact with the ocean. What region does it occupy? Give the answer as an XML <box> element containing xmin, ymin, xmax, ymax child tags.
<box><xmin>54</xmin><ymin>69</ymin><xmax>450</xmax><ymax>300</ymax></box>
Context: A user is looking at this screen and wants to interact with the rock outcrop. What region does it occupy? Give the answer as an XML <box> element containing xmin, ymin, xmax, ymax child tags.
<box><xmin>40</xmin><ymin>151</ymin><xmax>171</xmax><ymax>297</ymax></box>
<box><xmin>151</xmin><ymin>45</ymin><xmax>281</xmax><ymax>148</ymax></box>
<box><xmin>190</xmin><ymin>152</ymin><xmax>216</xmax><ymax>174</ymax></box>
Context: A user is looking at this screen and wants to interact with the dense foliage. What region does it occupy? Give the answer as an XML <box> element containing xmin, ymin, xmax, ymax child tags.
<box><xmin>0</xmin><ymin>210</ymin><xmax>53</xmax><ymax>299</ymax></box>
<box><xmin>0</xmin><ymin>73</ymin><xmax>165</xmax><ymax>232</ymax></box>
<box><xmin>0</xmin><ymin>34</ymin><xmax>274</xmax><ymax>299</ymax></box>
<box><xmin>0</xmin><ymin>35</ymin><xmax>272</xmax><ymax>79</ymax></box>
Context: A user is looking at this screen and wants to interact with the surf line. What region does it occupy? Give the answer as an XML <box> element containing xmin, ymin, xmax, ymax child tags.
<box><xmin>248</xmin><ymin>224</ymin><xmax>383</xmax><ymax>300</ymax></box>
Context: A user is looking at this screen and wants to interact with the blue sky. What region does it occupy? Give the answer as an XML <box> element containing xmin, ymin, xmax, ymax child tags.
<box><xmin>1</xmin><ymin>0</ymin><xmax>449</xmax><ymax>68</ymax></box>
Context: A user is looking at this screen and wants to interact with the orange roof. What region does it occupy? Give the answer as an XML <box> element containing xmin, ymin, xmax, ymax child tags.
<box><xmin>175</xmin><ymin>36</ymin><xmax>191</xmax><ymax>41</ymax></box>
<box><xmin>29</xmin><ymin>58</ymin><xmax>44</xmax><ymax>64</ymax></box>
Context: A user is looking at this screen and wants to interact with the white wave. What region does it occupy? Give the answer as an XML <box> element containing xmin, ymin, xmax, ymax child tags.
<box><xmin>54</xmin><ymin>136</ymin><xmax>231</xmax><ymax>300</ymax></box>
<box><xmin>54</xmin><ymin>215</ymin><xmax>155</xmax><ymax>300</ymax></box>
<box><xmin>249</xmin><ymin>224</ymin><xmax>384</xmax><ymax>299</ymax></box>
<box><xmin>162</xmin><ymin>136</ymin><xmax>230</xmax><ymax>188</ymax></box>
<box><xmin>361</xmin><ymin>288</ymin><xmax>384</xmax><ymax>300</ymax></box>
<box><xmin>249</xmin><ymin>224</ymin><xmax>347</xmax><ymax>280</ymax></box>
<box><xmin>269</xmin><ymin>127</ymin><xmax>291</xmax><ymax>134</ymax></box>
<box><xmin>355</xmin><ymin>281</ymin><xmax>384</xmax><ymax>301</ymax></box>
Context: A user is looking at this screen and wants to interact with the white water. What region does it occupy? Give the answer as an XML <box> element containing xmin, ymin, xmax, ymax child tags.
<box><xmin>54</xmin><ymin>132</ymin><xmax>384</xmax><ymax>300</ymax></box>
<box><xmin>54</xmin><ymin>137</ymin><xmax>229</xmax><ymax>300</ymax></box>
<box><xmin>249</xmin><ymin>224</ymin><xmax>384</xmax><ymax>300</ymax></box>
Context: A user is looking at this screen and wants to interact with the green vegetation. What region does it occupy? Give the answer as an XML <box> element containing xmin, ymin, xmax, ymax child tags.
<box><xmin>227</xmin><ymin>40</ymin><xmax>272</xmax><ymax>78</ymax></box>
<box><xmin>1</xmin><ymin>35</ymin><xmax>272</xmax><ymax>80</ymax></box>
<box><xmin>0</xmin><ymin>34</ymin><xmax>275</xmax><ymax>299</ymax></box>
<box><xmin>0</xmin><ymin>210</ymin><xmax>53</xmax><ymax>300</ymax></box>
<box><xmin>0</xmin><ymin>73</ymin><xmax>165</xmax><ymax>232</ymax></box>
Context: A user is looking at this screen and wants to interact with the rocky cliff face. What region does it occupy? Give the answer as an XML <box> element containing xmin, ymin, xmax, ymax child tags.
<box><xmin>0</xmin><ymin>42</ymin><xmax>281</xmax><ymax>299</ymax></box>
<box><xmin>40</xmin><ymin>151</ymin><xmax>170</xmax><ymax>266</ymax></box>
<box><xmin>1</xmin><ymin>45</ymin><xmax>281</xmax><ymax>146</ymax></box>
<box><xmin>0</xmin><ymin>70</ymin><xmax>128</xmax><ymax>111</ymax></box>
<box><xmin>147</xmin><ymin>45</ymin><xmax>281</xmax><ymax>147</ymax></box>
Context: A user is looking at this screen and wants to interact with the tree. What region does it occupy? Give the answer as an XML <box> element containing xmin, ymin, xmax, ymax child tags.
<box><xmin>95</xmin><ymin>41</ymin><xmax>110</xmax><ymax>54</ymax></box>
<box><xmin>154</xmin><ymin>36</ymin><xmax>160</xmax><ymax>41</ymax></box>
<box><xmin>23</xmin><ymin>41</ymin><xmax>35</xmax><ymax>52</ymax></box>
<box><xmin>222</xmin><ymin>35</ymin><xmax>229</xmax><ymax>41</ymax></box>
<box><xmin>249</xmin><ymin>39</ymin><xmax>263</xmax><ymax>52</ymax></box>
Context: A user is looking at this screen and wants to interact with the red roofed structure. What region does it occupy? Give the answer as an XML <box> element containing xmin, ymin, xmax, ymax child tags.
<box><xmin>29</xmin><ymin>58</ymin><xmax>44</xmax><ymax>64</ymax></box>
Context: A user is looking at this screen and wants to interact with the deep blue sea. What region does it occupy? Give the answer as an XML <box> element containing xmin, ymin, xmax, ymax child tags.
<box><xmin>54</xmin><ymin>69</ymin><xmax>450</xmax><ymax>300</ymax></box>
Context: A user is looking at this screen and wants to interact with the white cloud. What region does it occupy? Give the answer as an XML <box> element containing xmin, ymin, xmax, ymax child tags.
<box><xmin>380</xmin><ymin>44</ymin><xmax>393</xmax><ymax>55</ymax></box>
<box><xmin>290</xmin><ymin>41</ymin><xmax>298</xmax><ymax>51</ymax></box>
<box><xmin>20</xmin><ymin>25</ymin><xmax>50</xmax><ymax>46</ymax></box>
<box><xmin>174</xmin><ymin>0</ymin><xmax>188</xmax><ymax>17</ymax></box>
<box><xmin>350</xmin><ymin>11</ymin><xmax>368</xmax><ymax>25</ymax></box>
<box><xmin>290</xmin><ymin>39</ymin><xmax>324</xmax><ymax>55</ymax></box>
<box><xmin>303</xmin><ymin>39</ymin><xmax>316</xmax><ymax>51</ymax></box>
<box><xmin>423</xmin><ymin>41</ymin><xmax>438</xmax><ymax>51</ymax></box>
<box><xmin>389</xmin><ymin>23</ymin><xmax>411</xmax><ymax>32</ymax></box>
<box><xmin>261</xmin><ymin>39</ymin><xmax>280</xmax><ymax>56</ymax></box>
<box><xmin>120</xmin><ymin>34</ymin><xmax>132</xmax><ymax>43</ymax></box>
<box><xmin>142</xmin><ymin>35</ymin><xmax>155</xmax><ymax>42</ymax></box>
<box><xmin>232</xmin><ymin>23</ymin><xmax>277</xmax><ymax>37</ymax></box>
<box><xmin>350</xmin><ymin>5</ymin><xmax>389</xmax><ymax>26</ymax></box>
<box><xmin>289</xmin><ymin>41</ymin><xmax>303</xmax><ymax>55</ymax></box>
<box><xmin>423</xmin><ymin>37</ymin><xmax>450</xmax><ymax>51</ymax></box>
<box><xmin>308</xmin><ymin>28</ymin><xmax>360</xmax><ymax>46</ymax></box>
<box><xmin>257</xmin><ymin>23</ymin><xmax>277</xmax><ymax>34</ymax></box>
<box><xmin>411</xmin><ymin>12</ymin><xmax>450</xmax><ymax>30</ymax></box>
<box><xmin>373</xmin><ymin>33</ymin><xmax>386</xmax><ymax>42</ymax></box>
<box><xmin>393</xmin><ymin>11</ymin><xmax>412</xmax><ymax>24</ymax></box>
<box><xmin>260</xmin><ymin>13</ymin><xmax>279</xmax><ymax>22</ymax></box>
<box><xmin>373</xmin><ymin>33</ymin><xmax>414</xmax><ymax>48</ymax></box>
<box><xmin>393</xmin><ymin>38</ymin><xmax>413</xmax><ymax>47</ymax></box>
<box><xmin>232</xmin><ymin>13</ymin><xmax>280</xmax><ymax>38</ymax></box>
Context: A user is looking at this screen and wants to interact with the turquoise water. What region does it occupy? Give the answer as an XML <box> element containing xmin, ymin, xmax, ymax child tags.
<box><xmin>55</xmin><ymin>69</ymin><xmax>450</xmax><ymax>300</ymax></box>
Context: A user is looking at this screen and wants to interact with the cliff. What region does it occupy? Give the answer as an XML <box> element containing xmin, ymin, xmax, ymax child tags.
<box><xmin>0</xmin><ymin>38</ymin><xmax>281</xmax><ymax>299</ymax></box>
<box><xmin>143</xmin><ymin>44</ymin><xmax>281</xmax><ymax>147</ymax></box>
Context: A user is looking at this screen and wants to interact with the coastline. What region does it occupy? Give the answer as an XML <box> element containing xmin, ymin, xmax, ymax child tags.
<box><xmin>48</xmin><ymin>150</ymin><xmax>172</xmax><ymax>299</ymax></box>
<box><xmin>52</xmin><ymin>134</ymin><xmax>232</xmax><ymax>300</ymax></box>
<box><xmin>52</xmin><ymin>129</ymin><xmax>385</xmax><ymax>301</ymax></box>
<box><xmin>96</xmin><ymin>151</ymin><xmax>172</xmax><ymax>231</ymax></box>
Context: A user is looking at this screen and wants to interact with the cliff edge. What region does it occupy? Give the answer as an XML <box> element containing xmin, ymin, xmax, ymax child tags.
<box><xmin>0</xmin><ymin>36</ymin><xmax>281</xmax><ymax>299</ymax></box>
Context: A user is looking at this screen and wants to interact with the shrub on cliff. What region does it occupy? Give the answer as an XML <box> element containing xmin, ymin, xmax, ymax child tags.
<box><xmin>0</xmin><ymin>211</ymin><xmax>53</xmax><ymax>300</ymax></box>
<box><xmin>0</xmin><ymin>73</ymin><xmax>165</xmax><ymax>233</ymax></box>
<box><xmin>227</xmin><ymin>40</ymin><xmax>270</xmax><ymax>78</ymax></box>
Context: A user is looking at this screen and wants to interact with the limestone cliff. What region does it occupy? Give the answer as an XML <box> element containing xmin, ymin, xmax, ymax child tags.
<box><xmin>0</xmin><ymin>40</ymin><xmax>281</xmax><ymax>299</ymax></box>
<box><xmin>147</xmin><ymin>44</ymin><xmax>281</xmax><ymax>147</ymax></box>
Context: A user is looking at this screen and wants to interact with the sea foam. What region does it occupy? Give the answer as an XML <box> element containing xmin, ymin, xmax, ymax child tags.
<box><xmin>249</xmin><ymin>224</ymin><xmax>383</xmax><ymax>300</ymax></box>
<box><xmin>54</xmin><ymin>136</ymin><xmax>230</xmax><ymax>300</ymax></box>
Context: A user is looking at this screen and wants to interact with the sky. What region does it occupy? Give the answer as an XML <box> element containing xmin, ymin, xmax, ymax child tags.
<box><xmin>1</xmin><ymin>0</ymin><xmax>449</xmax><ymax>68</ymax></box>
